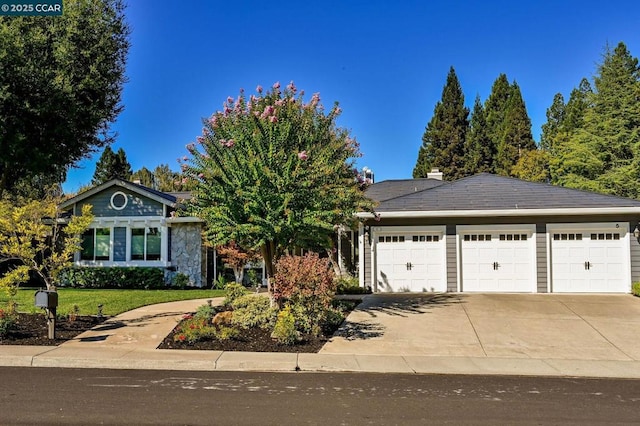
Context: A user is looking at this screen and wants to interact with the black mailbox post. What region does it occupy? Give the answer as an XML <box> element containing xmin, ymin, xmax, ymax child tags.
<box><xmin>35</xmin><ymin>290</ymin><xmax>58</xmax><ymax>339</ymax></box>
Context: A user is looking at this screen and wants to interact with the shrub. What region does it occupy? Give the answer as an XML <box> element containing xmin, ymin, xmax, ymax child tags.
<box><xmin>271</xmin><ymin>305</ymin><xmax>299</xmax><ymax>345</ymax></box>
<box><xmin>214</xmin><ymin>325</ymin><xmax>240</xmax><ymax>341</ymax></box>
<box><xmin>272</xmin><ymin>253</ymin><xmax>336</xmax><ymax>307</ymax></box>
<box><xmin>231</xmin><ymin>295</ymin><xmax>277</xmax><ymax>330</ymax></box>
<box><xmin>0</xmin><ymin>308</ymin><xmax>16</xmax><ymax>338</ymax></box>
<box><xmin>633</xmin><ymin>282</ymin><xmax>640</xmax><ymax>297</ymax></box>
<box><xmin>194</xmin><ymin>302</ymin><xmax>216</xmax><ymax>322</ymax></box>
<box><xmin>172</xmin><ymin>273</ymin><xmax>190</xmax><ymax>289</ymax></box>
<box><xmin>336</xmin><ymin>275</ymin><xmax>371</xmax><ymax>295</ymax></box>
<box><xmin>173</xmin><ymin>316</ymin><xmax>217</xmax><ymax>344</ymax></box>
<box><xmin>223</xmin><ymin>282</ymin><xmax>248</xmax><ymax>307</ymax></box>
<box><xmin>58</xmin><ymin>267</ymin><xmax>166</xmax><ymax>289</ymax></box>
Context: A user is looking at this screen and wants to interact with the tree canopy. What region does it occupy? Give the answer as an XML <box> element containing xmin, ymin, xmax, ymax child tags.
<box><xmin>91</xmin><ymin>146</ymin><xmax>132</xmax><ymax>185</ymax></box>
<box><xmin>413</xmin><ymin>67</ymin><xmax>469</xmax><ymax>180</ymax></box>
<box><xmin>543</xmin><ymin>42</ymin><xmax>640</xmax><ymax>197</ymax></box>
<box><xmin>184</xmin><ymin>82</ymin><xmax>373</xmax><ymax>281</ymax></box>
<box><xmin>0</xmin><ymin>0</ymin><xmax>130</xmax><ymax>197</ymax></box>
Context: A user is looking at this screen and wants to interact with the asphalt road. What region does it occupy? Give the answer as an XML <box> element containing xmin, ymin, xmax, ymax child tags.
<box><xmin>1</xmin><ymin>367</ymin><xmax>640</xmax><ymax>425</ymax></box>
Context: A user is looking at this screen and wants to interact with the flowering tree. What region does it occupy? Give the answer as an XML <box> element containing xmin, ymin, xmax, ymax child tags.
<box><xmin>216</xmin><ymin>241</ymin><xmax>260</xmax><ymax>284</ymax></box>
<box><xmin>0</xmin><ymin>198</ymin><xmax>93</xmax><ymax>294</ymax></box>
<box><xmin>183</xmin><ymin>81</ymin><xmax>372</xmax><ymax>287</ymax></box>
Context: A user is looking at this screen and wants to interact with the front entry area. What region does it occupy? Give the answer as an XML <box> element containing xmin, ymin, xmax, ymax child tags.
<box><xmin>458</xmin><ymin>225</ymin><xmax>536</xmax><ymax>292</ymax></box>
<box><xmin>548</xmin><ymin>223</ymin><xmax>630</xmax><ymax>293</ymax></box>
<box><xmin>373</xmin><ymin>226</ymin><xmax>446</xmax><ymax>292</ymax></box>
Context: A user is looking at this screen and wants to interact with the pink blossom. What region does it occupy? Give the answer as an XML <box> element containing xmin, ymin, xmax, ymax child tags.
<box><xmin>227</xmin><ymin>96</ymin><xmax>234</xmax><ymax>104</ymax></box>
<box><xmin>298</xmin><ymin>151</ymin><xmax>308</xmax><ymax>161</ymax></box>
<box><xmin>187</xmin><ymin>142</ymin><xmax>196</xmax><ymax>152</ymax></box>
<box><xmin>269</xmin><ymin>116</ymin><xmax>278</xmax><ymax>123</ymax></box>
<box><xmin>334</xmin><ymin>106</ymin><xmax>342</xmax><ymax>114</ymax></box>
<box><xmin>223</xmin><ymin>106</ymin><xmax>231</xmax><ymax>115</ymax></box>
<box><xmin>198</xmin><ymin>173</ymin><xmax>205</xmax><ymax>178</ymax></box>
<box><xmin>273</xmin><ymin>81</ymin><xmax>280</xmax><ymax>90</ymax></box>
<box><xmin>182</xmin><ymin>156</ymin><xmax>188</xmax><ymax>161</ymax></box>
<box><xmin>275</xmin><ymin>99</ymin><xmax>284</xmax><ymax>106</ymax></box>
<box><xmin>182</xmin><ymin>178</ymin><xmax>188</xmax><ymax>184</ymax></box>
<box><xmin>219</xmin><ymin>139</ymin><xmax>226</xmax><ymax>145</ymax></box>
<box><xmin>180</xmin><ymin>164</ymin><xmax>187</xmax><ymax>171</ymax></box>
<box><xmin>256</xmin><ymin>85</ymin><xmax>263</xmax><ymax>93</ymax></box>
<box><xmin>225</xmin><ymin>139</ymin><xmax>235</xmax><ymax>148</ymax></box>
<box><xmin>287</xmin><ymin>81</ymin><xmax>296</xmax><ymax>93</ymax></box>
<box><xmin>177</xmin><ymin>157</ymin><xmax>182</xmax><ymax>163</ymax></box>
<box><xmin>202</xmin><ymin>128</ymin><xmax>210</xmax><ymax>136</ymax></box>
<box><xmin>209</xmin><ymin>115</ymin><xmax>218</xmax><ymax>126</ymax></box>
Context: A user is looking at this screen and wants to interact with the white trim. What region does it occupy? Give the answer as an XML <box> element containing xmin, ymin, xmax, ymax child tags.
<box><xmin>110</xmin><ymin>191</ymin><xmax>128</xmax><ymax>210</ymax></box>
<box><xmin>546</xmin><ymin>230</ymin><xmax>552</xmax><ymax>293</ymax></box>
<box><xmin>358</xmin><ymin>223</ymin><xmax>365</xmax><ymax>289</ymax></box>
<box><xmin>75</xmin><ymin>260</ymin><xmax>171</xmax><ymax>268</ymax></box>
<box><xmin>166</xmin><ymin>216</ymin><xmax>205</xmax><ymax>223</ymax></box>
<box><xmin>60</xmin><ymin>179</ymin><xmax>178</xmax><ymax>209</ymax></box>
<box><xmin>357</xmin><ymin>207</ymin><xmax>640</xmax><ymax>219</ymax></box>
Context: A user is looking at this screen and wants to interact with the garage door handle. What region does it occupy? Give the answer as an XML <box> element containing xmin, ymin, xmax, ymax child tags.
<box><xmin>493</xmin><ymin>262</ymin><xmax>500</xmax><ymax>270</ymax></box>
<box><xmin>406</xmin><ymin>262</ymin><xmax>413</xmax><ymax>271</ymax></box>
<box><xmin>585</xmin><ymin>261</ymin><xmax>591</xmax><ymax>270</ymax></box>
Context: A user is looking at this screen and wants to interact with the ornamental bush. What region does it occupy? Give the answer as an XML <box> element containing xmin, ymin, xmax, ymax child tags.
<box><xmin>231</xmin><ymin>295</ymin><xmax>277</xmax><ymax>330</ymax></box>
<box><xmin>58</xmin><ymin>267</ymin><xmax>165</xmax><ymax>289</ymax></box>
<box><xmin>632</xmin><ymin>282</ymin><xmax>640</xmax><ymax>297</ymax></box>
<box><xmin>222</xmin><ymin>282</ymin><xmax>248</xmax><ymax>307</ymax></box>
<box><xmin>272</xmin><ymin>253</ymin><xmax>336</xmax><ymax>308</ymax></box>
<box><xmin>270</xmin><ymin>305</ymin><xmax>299</xmax><ymax>345</ymax></box>
<box><xmin>0</xmin><ymin>308</ymin><xmax>16</xmax><ymax>338</ymax></box>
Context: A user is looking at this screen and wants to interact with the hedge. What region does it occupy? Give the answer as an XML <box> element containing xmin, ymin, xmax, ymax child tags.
<box><xmin>58</xmin><ymin>267</ymin><xmax>166</xmax><ymax>289</ymax></box>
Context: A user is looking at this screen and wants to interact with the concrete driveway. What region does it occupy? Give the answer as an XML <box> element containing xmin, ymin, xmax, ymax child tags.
<box><xmin>322</xmin><ymin>293</ymin><xmax>640</xmax><ymax>361</ymax></box>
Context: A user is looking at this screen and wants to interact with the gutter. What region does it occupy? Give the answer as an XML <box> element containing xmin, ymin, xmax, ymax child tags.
<box><xmin>356</xmin><ymin>207</ymin><xmax>640</xmax><ymax>219</ymax></box>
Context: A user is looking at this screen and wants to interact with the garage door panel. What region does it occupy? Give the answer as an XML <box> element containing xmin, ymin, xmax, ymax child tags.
<box><xmin>376</xmin><ymin>230</ymin><xmax>446</xmax><ymax>293</ymax></box>
<box><xmin>551</xmin><ymin>225</ymin><xmax>629</xmax><ymax>293</ymax></box>
<box><xmin>460</xmin><ymin>227</ymin><xmax>535</xmax><ymax>292</ymax></box>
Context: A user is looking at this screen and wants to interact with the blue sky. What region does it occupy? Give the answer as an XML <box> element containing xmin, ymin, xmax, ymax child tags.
<box><xmin>63</xmin><ymin>0</ymin><xmax>640</xmax><ymax>193</ymax></box>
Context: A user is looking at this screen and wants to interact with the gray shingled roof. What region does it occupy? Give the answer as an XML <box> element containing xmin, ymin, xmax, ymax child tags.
<box><xmin>374</xmin><ymin>173</ymin><xmax>640</xmax><ymax>211</ymax></box>
<box><xmin>365</xmin><ymin>178</ymin><xmax>446</xmax><ymax>202</ymax></box>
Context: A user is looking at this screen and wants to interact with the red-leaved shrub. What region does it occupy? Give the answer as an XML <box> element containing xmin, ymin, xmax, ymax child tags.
<box><xmin>272</xmin><ymin>253</ymin><xmax>336</xmax><ymax>307</ymax></box>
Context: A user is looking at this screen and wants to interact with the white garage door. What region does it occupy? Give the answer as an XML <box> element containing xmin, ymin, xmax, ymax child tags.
<box><xmin>550</xmin><ymin>224</ymin><xmax>630</xmax><ymax>293</ymax></box>
<box><xmin>460</xmin><ymin>225</ymin><xmax>536</xmax><ymax>292</ymax></box>
<box><xmin>375</xmin><ymin>228</ymin><xmax>446</xmax><ymax>292</ymax></box>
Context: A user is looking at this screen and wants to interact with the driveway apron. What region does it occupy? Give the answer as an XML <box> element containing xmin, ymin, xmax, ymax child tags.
<box><xmin>321</xmin><ymin>293</ymin><xmax>640</xmax><ymax>361</ymax></box>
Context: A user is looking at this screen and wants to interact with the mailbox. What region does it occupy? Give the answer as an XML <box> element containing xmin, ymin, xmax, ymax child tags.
<box><xmin>35</xmin><ymin>290</ymin><xmax>58</xmax><ymax>309</ymax></box>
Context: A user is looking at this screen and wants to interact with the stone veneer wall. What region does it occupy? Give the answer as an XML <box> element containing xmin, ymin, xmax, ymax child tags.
<box><xmin>170</xmin><ymin>223</ymin><xmax>203</xmax><ymax>287</ymax></box>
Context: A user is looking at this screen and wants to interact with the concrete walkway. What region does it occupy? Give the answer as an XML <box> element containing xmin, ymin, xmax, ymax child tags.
<box><xmin>1</xmin><ymin>294</ymin><xmax>640</xmax><ymax>378</ymax></box>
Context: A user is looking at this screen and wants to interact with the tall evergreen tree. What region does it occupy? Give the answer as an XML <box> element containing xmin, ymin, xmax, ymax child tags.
<box><xmin>413</xmin><ymin>67</ymin><xmax>469</xmax><ymax>180</ymax></box>
<box><xmin>484</xmin><ymin>74</ymin><xmax>511</xmax><ymax>156</ymax></box>
<box><xmin>131</xmin><ymin>166</ymin><xmax>155</xmax><ymax>187</ymax></box>
<box><xmin>464</xmin><ymin>95</ymin><xmax>494</xmax><ymax>174</ymax></box>
<box><xmin>494</xmin><ymin>82</ymin><xmax>536</xmax><ymax>175</ymax></box>
<box><xmin>91</xmin><ymin>146</ymin><xmax>132</xmax><ymax>185</ymax></box>
<box><xmin>540</xmin><ymin>93</ymin><xmax>565</xmax><ymax>152</ymax></box>
<box><xmin>553</xmin><ymin>42</ymin><xmax>640</xmax><ymax>198</ymax></box>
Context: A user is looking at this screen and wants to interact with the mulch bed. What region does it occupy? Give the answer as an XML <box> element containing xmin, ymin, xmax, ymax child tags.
<box><xmin>158</xmin><ymin>299</ymin><xmax>361</xmax><ymax>353</ymax></box>
<box><xmin>0</xmin><ymin>313</ymin><xmax>105</xmax><ymax>346</ymax></box>
<box><xmin>158</xmin><ymin>326</ymin><xmax>331</xmax><ymax>353</ymax></box>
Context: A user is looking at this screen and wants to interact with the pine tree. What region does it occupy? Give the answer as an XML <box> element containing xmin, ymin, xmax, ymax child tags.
<box><xmin>114</xmin><ymin>148</ymin><xmax>132</xmax><ymax>181</ymax></box>
<box><xmin>554</xmin><ymin>42</ymin><xmax>640</xmax><ymax>198</ymax></box>
<box><xmin>131</xmin><ymin>166</ymin><xmax>155</xmax><ymax>187</ymax></box>
<box><xmin>464</xmin><ymin>95</ymin><xmax>494</xmax><ymax>174</ymax></box>
<box><xmin>484</xmin><ymin>74</ymin><xmax>511</xmax><ymax>156</ymax></box>
<box><xmin>495</xmin><ymin>82</ymin><xmax>536</xmax><ymax>175</ymax></box>
<box><xmin>540</xmin><ymin>93</ymin><xmax>565</xmax><ymax>152</ymax></box>
<box><xmin>91</xmin><ymin>146</ymin><xmax>132</xmax><ymax>185</ymax></box>
<box><xmin>413</xmin><ymin>67</ymin><xmax>469</xmax><ymax>180</ymax></box>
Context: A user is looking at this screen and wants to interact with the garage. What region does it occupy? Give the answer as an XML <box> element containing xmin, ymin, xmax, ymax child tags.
<box><xmin>549</xmin><ymin>223</ymin><xmax>631</xmax><ymax>293</ymax></box>
<box><xmin>374</xmin><ymin>226</ymin><xmax>446</xmax><ymax>292</ymax></box>
<box><xmin>459</xmin><ymin>225</ymin><xmax>536</xmax><ymax>292</ymax></box>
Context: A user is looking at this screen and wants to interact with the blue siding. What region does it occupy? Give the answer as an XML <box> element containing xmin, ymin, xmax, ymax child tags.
<box><xmin>78</xmin><ymin>187</ymin><xmax>164</xmax><ymax>217</ymax></box>
<box><xmin>113</xmin><ymin>227</ymin><xmax>127</xmax><ymax>261</ymax></box>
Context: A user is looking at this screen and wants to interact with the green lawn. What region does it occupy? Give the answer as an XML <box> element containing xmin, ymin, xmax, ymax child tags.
<box><xmin>0</xmin><ymin>288</ymin><xmax>226</xmax><ymax>316</ymax></box>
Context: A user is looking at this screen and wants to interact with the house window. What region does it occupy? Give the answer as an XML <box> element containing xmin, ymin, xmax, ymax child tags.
<box><xmin>81</xmin><ymin>228</ymin><xmax>110</xmax><ymax>261</ymax></box>
<box><xmin>131</xmin><ymin>227</ymin><xmax>161</xmax><ymax>261</ymax></box>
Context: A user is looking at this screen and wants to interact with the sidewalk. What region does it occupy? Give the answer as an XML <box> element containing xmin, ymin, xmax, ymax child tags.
<box><xmin>1</xmin><ymin>295</ymin><xmax>640</xmax><ymax>379</ymax></box>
